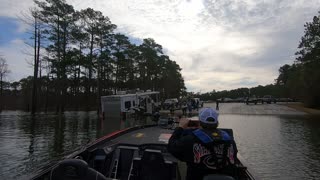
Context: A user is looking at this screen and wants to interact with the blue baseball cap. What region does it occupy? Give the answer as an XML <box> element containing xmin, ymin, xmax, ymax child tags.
<box><xmin>199</xmin><ymin>107</ymin><xmax>219</xmax><ymax>124</ymax></box>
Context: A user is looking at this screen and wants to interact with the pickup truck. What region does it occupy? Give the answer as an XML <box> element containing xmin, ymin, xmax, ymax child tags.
<box><xmin>261</xmin><ymin>95</ymin><xmax>276</xmax><ymax>104</ymax></box>
<box><xmin>193</xmin><ymin>98</ymin><xmax>204</xmax><ymax>108</ymax></box>
<box><xmin>246</xmin><ymin>96</ymin><xmax>261</xmax><ymax>105</ymax></box>
<box><xmin>162</xmin><ymin>98</ymin><xmax>179</xmax><ymax>110</ymax></box>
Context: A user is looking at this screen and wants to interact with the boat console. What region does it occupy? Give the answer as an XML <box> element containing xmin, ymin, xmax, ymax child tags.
<box><xmin>50</xmin><ymin>143</ymin><xmax>178</xmax><ymax>180</ymax></box>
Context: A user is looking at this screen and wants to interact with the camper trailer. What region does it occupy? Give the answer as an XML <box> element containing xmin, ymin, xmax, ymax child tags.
<box><xmin>101</xmin><ymin>90</ymin><xmax>160</xmax><ymax>122</ymax></box>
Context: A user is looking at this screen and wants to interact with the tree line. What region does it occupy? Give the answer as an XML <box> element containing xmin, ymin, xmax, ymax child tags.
<box><xmin>0</xmin><ymin>0</ymin><xmax>185</xmax><ymax>113</ymax></box>
<box><xmin>276</xmin><ymin>11</ymin><xmax>320</xmax><ymax>108</ymax></box>
<box><xmin>196</xmin><ymin>85</ymin><xmax>285</xmax><ymax>102</ymax></box>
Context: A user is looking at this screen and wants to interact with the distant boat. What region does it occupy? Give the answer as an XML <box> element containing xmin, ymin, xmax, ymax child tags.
<box><xmin>30</xmin><ymin>122</ymin><xmax>257</xmax><ymax>180</ymax></box>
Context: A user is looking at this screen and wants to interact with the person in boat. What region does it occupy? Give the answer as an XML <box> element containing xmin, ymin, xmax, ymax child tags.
<box><xmin>216</xmin><ymin>99</ymin><xmax>219</xmax><ymax>110</ymax></box>
<box><xmin>182</xmin><ymin>101</ymin><xmax>188</xmax><ymax>116</ymax></box>
<box><xmin>187</xmin><ymin>100</ymin><xmax>193</xmax><ymax>116</ymax></box>
<box><xmin>168</xmin><ymin>107</ymin><xmax>238</xmax><ymax>180</ymax></box>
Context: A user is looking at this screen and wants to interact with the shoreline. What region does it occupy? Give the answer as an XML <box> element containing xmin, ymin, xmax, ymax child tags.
<box><xmin>284</xmin><ymin>102</ymin><xmax>320</xmax><ymax>115</ymax></box>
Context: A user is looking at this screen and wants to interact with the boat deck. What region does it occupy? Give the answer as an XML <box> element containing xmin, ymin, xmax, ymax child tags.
<box><xmin>111</xmin><ymin>126</ymin><xmax>174</xmax><ymax>144</ymax></box>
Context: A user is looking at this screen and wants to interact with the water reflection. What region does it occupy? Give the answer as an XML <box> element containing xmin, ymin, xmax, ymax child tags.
<box><xmin>279</xmin><ymin>115</ymin><xmax>320</xmax><ymax>179</ymax></box>
<box><xmin>0</xmin><ymin>110</ymin><xmax>319</xmax><ymax>179</ymax></box>
<box><xmin>0</xmin><ymin>111</ymin><xmax>100</xmax><ymax>179</ymax></box>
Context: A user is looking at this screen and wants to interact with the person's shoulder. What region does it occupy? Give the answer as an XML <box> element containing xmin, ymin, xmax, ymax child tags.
<box><xmin>183</xmin><ymin>128</ymin><xmax>198</xmax><ymax>136</ymax></box>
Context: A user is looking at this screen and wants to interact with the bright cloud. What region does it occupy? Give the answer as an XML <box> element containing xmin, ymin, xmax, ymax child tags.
<box><xmin>0</xmin><ymin>38</ymin><xmax>33</xmax><ymax>81</ymax></box>
<box><xmin>0</xmin><ymin>0</ymin><xmax>319</xmax><ymax>92</ymax></box>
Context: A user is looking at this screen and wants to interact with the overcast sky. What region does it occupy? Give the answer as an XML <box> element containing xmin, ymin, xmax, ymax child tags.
<box><xmin>0</xmin><ymin>0</ymin><xmax>319</xmax><ymax>92</ymax></box>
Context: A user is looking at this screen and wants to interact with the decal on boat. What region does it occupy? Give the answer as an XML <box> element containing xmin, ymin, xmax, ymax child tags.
<box><xmin>158</xmin><ymin>133</ymin><xmax>172</xmax><ymax>143</ymax></box>
<box><xmin>134</xmin><ymin>133</ymin><xmax>144</xmax><ymax>138</ymax></box>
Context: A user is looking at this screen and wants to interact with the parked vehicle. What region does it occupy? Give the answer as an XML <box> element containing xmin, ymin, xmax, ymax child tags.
<box><xmin>261</xmin><ymin>95</ymin><xmax>276</xmax><ymax>104</ymax></box>
<box><xmin>246</xmin><ymin>95</ymin><xmax>261</xmax><ymax>105</ymax></box>
<box><xmin>192</xmin><ymin>98</ymin><xmax>204</xmax><ymax>108</ymax></box>
<box><xmin>101</xmin><ymin>90</ymin><xmax>160</xmax><ymax>120</ymax></box>
<box><xmin>276</xmin><ymin>97</ymin><xmax>293</xmax><ymax>102</ymax></box>
<box><xmin>223</xmin><ymin>98</ymin><xmax>234</xmax><ymax>103</ymax></box>
<box><xmin>234</xmin><ymin>97</ymin><xmax>246</xmax><ymax>103</ymax></box>
<box><xmin>162</xmin><ymin>98</ymin><xmax>179</xmax><ymax>110</ymax></box>
<box><xmin>217</xmin><ymin>97</ymin><xmax>245</xmax><ymax>103</ymax></box>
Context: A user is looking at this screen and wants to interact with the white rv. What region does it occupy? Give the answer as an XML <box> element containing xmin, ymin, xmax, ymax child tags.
<box><xmin>101</xmin><ymin>91</ymin><xmax>160</xmax><ymax>121</ymax></box>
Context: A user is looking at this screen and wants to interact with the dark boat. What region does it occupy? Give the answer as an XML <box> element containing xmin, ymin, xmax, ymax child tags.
<box><xmin>30</xmin><ymin>122</ymin><xmax>257</xmax><ymax>180</ymax></box>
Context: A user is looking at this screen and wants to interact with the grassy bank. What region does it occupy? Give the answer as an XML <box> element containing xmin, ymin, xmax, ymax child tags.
<box><xmin>285</xmin><ymin>102</ymin><xmax>320</xmax><ymax>115</ymax></box>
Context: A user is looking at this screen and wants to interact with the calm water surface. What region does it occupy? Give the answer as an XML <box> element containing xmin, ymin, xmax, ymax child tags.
<box><xmin>0</xmin><ymin>108</ymin><xmax>320</xmax><ymax>179</ymax></box>
<box><xmin>0</xmin><ymin>111</ymin><xmax>100</xmax><ymax>179</ymax></box>
<box><xmin>219</xmin><ymin>114</ymin><xmax>320</xmax><ymax>179</ymax></box>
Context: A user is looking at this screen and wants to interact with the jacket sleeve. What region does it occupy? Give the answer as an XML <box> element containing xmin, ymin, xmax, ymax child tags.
<box><xmin>167</xmin><ymin>127</ymin><xmax>189</xmax><ymax>161</ymax></box>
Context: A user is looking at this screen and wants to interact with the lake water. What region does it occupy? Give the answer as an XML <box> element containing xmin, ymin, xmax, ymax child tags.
<box><xmin>0</xmin><ymin>103</ymin><xmax>320</xmax><ymax>179</ymax></box>
<box><xmin>219</xmin><ymin>114</ymin><xmax>320</xmax><ymax>179</ymax></box>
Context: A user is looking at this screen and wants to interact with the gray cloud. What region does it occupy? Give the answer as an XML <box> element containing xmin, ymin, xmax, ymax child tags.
<box><xmin>0</xmin><ymin>0</ymin><xmax>319</xmax><ymax>92</ymax></box>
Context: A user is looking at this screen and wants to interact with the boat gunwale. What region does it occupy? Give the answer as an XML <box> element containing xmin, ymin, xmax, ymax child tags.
<box><xmin>237</xmin><ymin>154</ymin><xmax>258</xmax><ymax>180</ymax></box>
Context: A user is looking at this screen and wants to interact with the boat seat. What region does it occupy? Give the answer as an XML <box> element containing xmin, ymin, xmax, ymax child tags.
<box><xmin>108</xmin><ymin>146</ymin><xmax>138</xmax><ymax>180</ymax></box>
<box><xmin>133</xmin><ymin>149</ymin><xmax>176</xmax><ymax>180</ymax></box>
<box><xmin>50</xmin><ymin>159</ymin><xmax>107</xmax><ymax>180</ymax></box>
<box><xmin>91</xmin><ymin>148</ymin><xmax>108</xmax><ymax>174</ymax></box>
<box><xmin>203</xmin><ymin>174</ymin><xmax>235</xmax><ymax>180</ymax></box>
<box><xmin>219</xmin><ymin>128</ymin><xmax>234</xmax><ymax>138</ymax></box>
